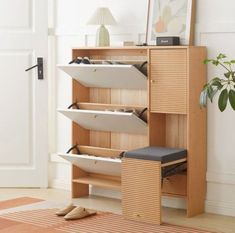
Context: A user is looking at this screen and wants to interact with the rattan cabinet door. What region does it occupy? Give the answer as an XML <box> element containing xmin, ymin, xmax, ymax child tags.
<box><xmin>150</xmin><ymin>49</ymin><xmax>187</xmax><ymax>114</ymax></box>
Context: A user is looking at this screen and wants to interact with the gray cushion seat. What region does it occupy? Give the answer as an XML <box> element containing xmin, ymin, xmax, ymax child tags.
<box><xmin>124</xmin><ymin>146</ymin><xmax>187</xmax><ymax>164</ymax></box>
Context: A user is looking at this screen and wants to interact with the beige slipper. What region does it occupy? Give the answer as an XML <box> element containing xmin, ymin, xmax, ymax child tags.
<box><xmin>64</xmin><ymin>207</ymin><xmax>96</xmax><ymax>220</ymax></box>
<box><xmin>56</xmin><ymin>203</ymin><xmax>76</xmax><ymax>216</ymax></box>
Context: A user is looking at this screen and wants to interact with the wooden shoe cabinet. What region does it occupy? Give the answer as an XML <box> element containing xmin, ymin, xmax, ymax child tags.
<box><xmin>58</xmin><ymin>46</ymin><xmax>207</xmax><ymax>218</ymax></box>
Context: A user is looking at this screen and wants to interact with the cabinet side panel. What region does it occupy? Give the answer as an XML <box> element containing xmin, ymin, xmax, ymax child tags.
<box><xmin>72</xmin><ymin>50</ymin><xmax>90</xmax><ymax>198</ymax></box>
<box><xmin>187</xmin><ymin>47</ymin><xmax>207</xmax><ymax>217</ymax></box>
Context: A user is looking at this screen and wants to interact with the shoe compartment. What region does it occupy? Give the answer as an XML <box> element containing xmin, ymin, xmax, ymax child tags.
<box><xmin>59</xmin><ymin>146</ymin><xmax>124</xmax><ymax>190</ymax></box>
<box><xmin>57</xmin><ymin>62</ymin><xmax>147</xmax><ymax>89</ymax></box>
<box><xmin>58</xmin><ymin>103</ymin><xmax>148</xmax><ymax>134</ymax></box>
<box><xmin>162</xmin><ymin>173</ymin><xmax>187</xmax><ymax>197</ymax></box>
<box><xmin>149</xmin><ymin>113</ymin><xmax>188</xmax><ymax>197</ymax></box>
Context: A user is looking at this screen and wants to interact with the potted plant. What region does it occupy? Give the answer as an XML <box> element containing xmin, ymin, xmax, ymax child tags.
<box><xmin>200</xmin><ymin>53</ymin><xmax>235</xmax><ymax>111</ymax></box>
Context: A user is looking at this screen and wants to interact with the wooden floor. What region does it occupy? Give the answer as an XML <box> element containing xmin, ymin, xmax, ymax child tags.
<box><xmin>0</xmin><ymin>188</ymin><xmax>234</xmax><ymax>233</ymax></box>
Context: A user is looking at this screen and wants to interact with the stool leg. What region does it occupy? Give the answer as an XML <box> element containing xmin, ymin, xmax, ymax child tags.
<box><xmin>122</xmin><ymin>158</ymin><xmax>162</xmax><ymax>225</ymax></box>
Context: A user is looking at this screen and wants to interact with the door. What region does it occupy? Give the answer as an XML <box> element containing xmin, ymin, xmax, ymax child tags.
<box><xmin>150</xmin><ymin>49</ymin><xmax>187</xmax><ymax>114</ymax></box>
<box><xmin>0</xmin><ymin>0</ymin><xmax>48</xmax><ymax>187</ymax></box>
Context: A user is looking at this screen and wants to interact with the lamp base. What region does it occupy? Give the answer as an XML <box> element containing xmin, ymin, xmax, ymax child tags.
<box><xmin>96</xmin><ymin>25</ymin><xmax>110</xmax><ymax>47</ymax></box>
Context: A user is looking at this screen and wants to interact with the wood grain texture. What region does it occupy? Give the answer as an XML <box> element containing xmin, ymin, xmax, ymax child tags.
<box><xmin>71</xmin><ymin>52</ymin><xmax>90</xmax><ymax>198</ymax></box>
<box><xmin>110</xmin><ymin>77</ymin><xmax>148</xmax><ymax>151</ymax></box>
<box><xmin>186</xmin><ymin>47</ymin><xmax>207</xmax><ymax>217</ymax></box>
<box><xmin>122</xmin><ymin>158</ymin><xmax>162</xmax><ymax>225</ymax></box>
<box><xmin>162</xmin><ymin>174</ymin><xmax>187</xmax><ymax>197</ymax></box>
<box><xmin>150</xmin><ymin>49</ymin><xmax>187</xmax><ymax>114</ymax></box>
<box><xmin>72</xmin><ymin>166</ymin><xmax>89</xmax><ymax>198</ymax></box>
<box><xmin>161</xmin><ymin>158</ymin><xmax>187</xmax><ymax>168</ymax></box>
<box><xmin>165</xmin><ymin>114</ymin><xmax>187</xmax><ymax>148</ymax></box>
<box><xmin>71</xmin><ymin>48</ymin><xmax>149</xmax><ymax>194</ymax></box>
<box><xmin>73</xmin><ymin>176</ymin><xmax>121</xmax><ymax>191</ymax></box>
<box><xmin>78</xmin><ymin>145</ymin><xmax>124</xmax><ymax>158</ymax></box>
<box><xmin>149</xmin><ymin>113</ymin><xmax>166</xmax><ymax>147</ymax></box>
<box><xmin>89</xmin><ymin>87</ymin><xmax>111</xmax><ymax>148</ymax></box>
<box><xmin>77</xmin><ymin>102</ymin><xmax>146</xmax><ymax>110</ymax></box>
<box><xmin>69</xmin><ymin>47</ymin><xmax>207</xmax><ymax>220</ymax></box>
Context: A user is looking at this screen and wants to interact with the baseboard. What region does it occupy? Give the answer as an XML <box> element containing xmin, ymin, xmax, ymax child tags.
<box><xmin>206</xmin><ymin>200</ymin><xmax>235</xmax><ymax>217</ymax></box>
<box><xmin>49</xmin><ymin>178</ymin><xmax>70</xmax><ymax>191</ymax></box>
<box><xmin>207</xmin><ymin>171</ymin><xmax>235</xmax><ymax>185</ymax></box>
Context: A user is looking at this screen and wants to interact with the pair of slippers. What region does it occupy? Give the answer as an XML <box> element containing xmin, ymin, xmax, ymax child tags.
<box><xmin>56</xmin><ymin>203</ymin><xmax>96</xmax><ymax>220</ymax></box>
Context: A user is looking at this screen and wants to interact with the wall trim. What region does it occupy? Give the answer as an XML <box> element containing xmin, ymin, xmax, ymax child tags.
<box><xmin>207</xmin><ymin>171</ymin><xmax>235</xmax><ymax>185</ymax></box>
<box><xmin>49</xmin><ymin>178</ymin><xmax>70</xmax><ymax>190</ymax></box>
<box><xmin>206</xmin><ymin>200</ymin><xmax>235</xmax><ymax>217</ymax></box>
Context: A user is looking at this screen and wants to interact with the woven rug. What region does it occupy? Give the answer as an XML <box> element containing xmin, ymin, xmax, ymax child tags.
<box><xmin>0</xmin><ymin>197</ymin><xmax>214</xmax><ymax>233</ymax></box>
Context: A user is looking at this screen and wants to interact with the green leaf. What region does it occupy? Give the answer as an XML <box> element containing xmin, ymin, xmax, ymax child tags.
<box><xmin>199</xmin><ymin>90</ymin><xmax>207</xmax><ymax>107</ymax></box>
<box><xmin>210</xmin><ymin>77</ymin><xmax>223</xmax><ymax>89</ymax></box>
<box><xmin>224</xmin><ymin>72</ymin><xmax>231</xmax><ymax>79</ymax></box>
<box><xmin>218</xmin><ymin>89</ymin><xmax>229</xmax><ymax>112</ymax></box>
<box><xmin>229</xmin><ymin>89</ymin><xmax>235</xmax><ymax>110</ymax></box>
<box><xmin>210</xmin><ymin>79</ymin><xmax>223</xmax><ymax>90</ymax></box>
<box><xmin>207</xmin><ymin>85</ymin><xmax>214</xmax><ymax>102</ymax></box>
<box><xmin>212</xmin><ymin>60</ymin><xmax>219</xmax><ymax>66</ymax></box>
<box><xmin>224</xmin><ymin>61</ymin><xmax>231</xmax><ymax>65</ymax></box>
<box><xmin>230</xmin><ymin>60</ymin><xmax>235</xmax><ymax>63</ymax></box>
<box><xmin>203</xmin><ymin>59</ymin><xmax>212</xmax><ymax>64</ymax></box>
<box><xmin>210</xmin><ymin>77</ymin><xmax>221</xmax><ymax>82</ymax></box>
<box><xmin>202</xmin><ymin>83</ymin><xmax>209</xmax><ymax>89</ymax></box>
<box><xmin>217</xmin><ymin>53</ymin><xmax>226</xmax><ymax>60</ymax></box>
<box><xmin>231</xmin><ymin>71</ymin><xmax>235</xmax><ymax>78</ymax></box>
<box><xmin>213</xmin><ymin>81</ymin><xmax>223</xmax><ymax>90</ymax></box>
<box><xmin>210</xmin><ymin>88</ymin><xmax>219</xmax><ymax>103</ymax></box>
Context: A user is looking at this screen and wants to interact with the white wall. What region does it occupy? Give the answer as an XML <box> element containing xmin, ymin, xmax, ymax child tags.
<box><xmin>49</xmin><ymin>0</ymin><xmax>235</xmax><ymax>217</ymax></box>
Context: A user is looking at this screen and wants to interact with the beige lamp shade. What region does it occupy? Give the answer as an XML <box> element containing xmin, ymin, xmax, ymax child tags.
<box><xmin>87</xmin><ymin>7</ymin><xmax>117</xmax><ymax>47</ymax></box>
<box><xmin>87</xmin><ymin>7</ymin><xmax>117</xmax><ymax>25</ymax></box>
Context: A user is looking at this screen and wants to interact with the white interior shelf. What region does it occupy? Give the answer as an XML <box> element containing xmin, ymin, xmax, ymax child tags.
<box><xmin>58</xmin><ymin>109</ymin><xmax>148</xmax><ymax>134</ymax></box>
<box><xmin>57</xmin><ymin>64</ymin><xmax>147</xmax><ymax>89</ymax></box>
<box><xmin>58</xmin><ymin>153</ymin><xmax>121</xmax><ymax>177</ymax></box>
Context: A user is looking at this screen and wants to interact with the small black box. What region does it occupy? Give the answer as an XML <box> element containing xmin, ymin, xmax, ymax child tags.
<box><xmin>156</xmin><ymin>36</ymin><xmax>180</xmax><ymax>46</ymax></box>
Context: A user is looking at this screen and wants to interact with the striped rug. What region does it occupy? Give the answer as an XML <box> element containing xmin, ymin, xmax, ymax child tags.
<box><xmin>0</xmin><ymin>197</ymin><xmax>43</xmax><ymax>210</ymax></box>
<box><xmin>0</xmin><ymin>197</ymin><xmax>215</xmax><ymax>233</ymax></box>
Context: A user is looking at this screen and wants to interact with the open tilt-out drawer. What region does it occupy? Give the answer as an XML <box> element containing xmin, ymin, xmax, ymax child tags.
<box><xmin>57</xmin><ymin>64</ymin><xmax>147</xmax><ymax>89</ymax></box>
<box><xmin>58</xmin><ymin>108</ymin><xmax>147</xmax><ymax>134</ymax></box>
<box><xmin>58</xmin><ymin>146</ymin><xmax>124</xmax><ymax>191</ymax></box>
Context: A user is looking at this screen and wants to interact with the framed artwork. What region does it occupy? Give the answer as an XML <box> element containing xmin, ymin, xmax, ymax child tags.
<box><xmin>146</xmin><ymin>0</ymin><xmax>195</xmax><ymax>45</ymax></box>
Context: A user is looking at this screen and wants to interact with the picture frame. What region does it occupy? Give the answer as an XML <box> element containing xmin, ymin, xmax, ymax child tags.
<box><xmin>146</xmin><ymin>0</ymin><xmax>195</xmax><ymax>45</ymax></box>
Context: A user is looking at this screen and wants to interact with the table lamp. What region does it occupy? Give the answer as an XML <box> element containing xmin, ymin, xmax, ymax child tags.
<box><xmin>87</xmin><ymin>7</ymin><xmax>117</xmax><ymax>47</ymax></box>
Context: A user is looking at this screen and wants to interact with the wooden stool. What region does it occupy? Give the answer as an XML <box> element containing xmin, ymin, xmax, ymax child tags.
<box><xmin>122</xmin><ymin>147</ymin><xmax>187</xmax><ymax>225</ymax></box>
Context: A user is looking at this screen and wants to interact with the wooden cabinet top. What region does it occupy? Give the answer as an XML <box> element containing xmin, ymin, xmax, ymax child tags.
<box><xmin>72</xmin><ymin>46</ymin><xmax>206</xmax><ymax>50</ymax></box>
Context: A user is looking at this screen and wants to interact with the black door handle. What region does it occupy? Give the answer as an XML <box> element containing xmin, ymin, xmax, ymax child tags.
<box><xmin>25</xmin><ymin>57</ymin><xmax>44</xmax><ymax>80</ymax></box>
